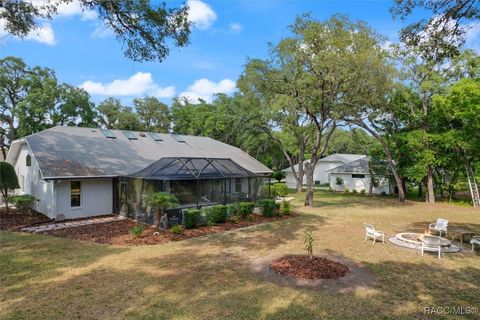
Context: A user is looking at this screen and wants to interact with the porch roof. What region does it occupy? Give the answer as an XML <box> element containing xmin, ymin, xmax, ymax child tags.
<box><xmin>126</xmin><ymin>157</ymin><xmax>259</xmax><ymax>180</ymax></box>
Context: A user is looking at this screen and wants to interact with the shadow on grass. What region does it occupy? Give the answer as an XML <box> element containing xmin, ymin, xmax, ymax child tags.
<box><xmin>0</xmin><ymin>231</ymin><xmax>127</xmax><ymax>291</ymax></box>
<box><xmin>180</xmin><ymin>211</ymin><xmax>329</xmax><ymax>253</ymax></box>
<box><xmin>3</xmin><ymin>245</ymin><xmax>479</xmax><ymax>319</ymax></box>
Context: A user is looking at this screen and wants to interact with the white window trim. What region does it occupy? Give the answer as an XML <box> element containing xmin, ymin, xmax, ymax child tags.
<box><xmin>70</xmin><ymin>181</ymin><xmax>82</xmax><ymax>209</ymax></box>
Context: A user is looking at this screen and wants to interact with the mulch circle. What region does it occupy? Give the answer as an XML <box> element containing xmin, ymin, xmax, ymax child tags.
<box><xmin>251</xmin><ymin>254</ymin><xmax>377</xmax><ymax>293</ymax></box>
<box><xmin>270</xmin><ymin>255</ymin><xmax>349</xmax><ymax>280</ymax></box>
<box><xmin>40</xmin><ymin>213</ymin><xmax>297</xmax><ymax>246</ymax></box>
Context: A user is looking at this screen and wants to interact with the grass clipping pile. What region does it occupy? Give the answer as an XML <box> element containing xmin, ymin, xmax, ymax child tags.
<box><xmin>270</xmin><ymin>255</ymin><xmax>349</xmax><ymax>280</ymax></box>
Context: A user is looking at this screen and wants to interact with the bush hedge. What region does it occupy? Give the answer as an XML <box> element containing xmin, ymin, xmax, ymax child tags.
<box><xmin>205</xmin><ymin>205</ymin><xmax>228</xmax><ymax>224</ymax></box>
<box><xmin>282</xmin><ymin>200</ymin><xmax>291</xmax><ymax>215</ymax></box>
<box><xmin>184</xmin><ymin>209</ymin><xmax>201</xmax><ymax>229</ymax></box>
<box><xmin>258</xmin><ymin>199</ymin><xmax>276</xmax><ymax>217</ymax></box>
<box><xmin>271</xmin><ymin>182</ymin><xmax>288</xmax><ymax>197</ymax></box>
<box><xmin>237</xmin><ymin>202</ymin><xmax>254</xmax><ymax>217</ymax></box>
<box><xmin>9</xmin><ymin>194</ymin><xmax>37</xmax><ymax>215</ymax></box>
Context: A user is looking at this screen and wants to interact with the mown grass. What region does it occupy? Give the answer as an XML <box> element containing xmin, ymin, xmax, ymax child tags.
<box><xmin>1</xmin><ymin>191</ymin><xmax>479</xmax><ymax>319</ymax></box>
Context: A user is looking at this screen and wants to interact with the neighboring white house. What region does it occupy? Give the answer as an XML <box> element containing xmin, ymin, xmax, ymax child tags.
<box><xmin>283</xmin><ymin>154</ymin><xmax>366</xmax><ymax>188</ymax></box>
<box><xmin>6</xmin><ymin>126</ymin><xmax>272</xmax><ymax>222</ymax></box>
<box><xmin>328</xmin><ymin>157</ymin><xmax>390</xmax><ymax>194</ymax></box>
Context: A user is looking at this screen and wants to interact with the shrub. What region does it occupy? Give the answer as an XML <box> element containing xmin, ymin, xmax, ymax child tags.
<box><xmin>271</xmin><ymin>182</ymin><xmax>288</xmax><ymax>197</ymax></box>
<box><xmin>0</xmin><ymin>162</ymin><xmax>19</xmax><ymax>214</ymax></box>
<box><xmin>9</xmin><ymin>194</ymin><xmax>37</xmax><ymax>215</ymax></box>
<box><xmin>328</xmin><ymin>186</ymin><xmax>333</xmax><ymax>192</ymax></box>
<box><xmin>170</xmin><ymin>224</ymin><xmax>183</xmax><ymax>234</ymax></box>
<box><xmin>130</xmin><ymin>225</ymin><xmax>144</xmax><ymax>237</ymax></box>
<box><xmin>238</xmin><ymin>202</ymin><xmax>254</xmax><ymax>217</ymax></box>
<box><xmin>271</xmin><ymin>170</ymin><xmax>286</xmax><ymax>182</ymax></box>
<box><xmin>205</xmin><ymin>205</ymin><xmax>228</xmax><ymax>224</ymax></box>
<box><xmin>360</xmin><ymin>189</ymin><xmax>366</xmax><ymax>195</ymax></box>
<box><xmin>352</xmin><ymin>189</ymin><xmax>358</xmax><ymax>194</ymax></box>
<box><xmin>226</xmin><ymin>203</ymin><xmax>239</xmax><ymax>216</ymax></box>
<box><xmin>258</xmin><ymin>199</ymin><xmax>276</xmax><ymax>217</ymax></box>
<box><xmin>335</xmin><ymin>177</ymin><xmax>344</xmax><ymax>186</ymax></box>
<box><xmin>228</xmin><ymin>215</ymin><xmax>239</xmax><ymax>224</ymax></box>
<box><xmin>184</xmin><ymin>209</ymin><xmax>200</xmax><ymax>229</ymax></box>
<box><xmin>381</xmin><ymin>191</ymin><xmax>387</xmax><ymax>196</ymax></box>
<box><xmin>344</xmin><ymin>187</ymin><xmax>350</xmax><ymax>193</ymax></box>
<box><xmin>282</xmin><ymin>200</ymin><xmax>292</xmax><ymax>215</ymax></box>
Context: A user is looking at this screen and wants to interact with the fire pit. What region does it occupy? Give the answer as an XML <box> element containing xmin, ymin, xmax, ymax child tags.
<box><xmin>389</xmin><ymin>232</ymin><xmax>460</xmax><ymax>253</ymax></box>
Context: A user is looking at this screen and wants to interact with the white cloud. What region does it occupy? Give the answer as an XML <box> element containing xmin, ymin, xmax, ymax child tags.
<box><xmin>25</xmin><ymin>23</ymin><xmax>56</xmax><ymax>45</ymax></box>
<box><xmin>187</xmin><ymin>0</ymin><xmax>216</xmax><ymax>29</ymax></box>
<box><xmin>229</xmin><ymin>22</ymin><xmax>242</xmax><ymax>33</ymax></box>
<box><xmin>179</xmin><ymin>78</ymin><xmax>236</xmax><ymax>103</ymax></box>
<box><xmin>0</xmin><ymin>19</ymin><xmax>56</xmax><ymax>45</ymax></box>
<box><xmin>80</xmin><ymin>72</ymin><xmax>175</xmax><ymax>98</ymax></box>
<box><xmin>91</xmin><ymin>23</ymin><xmax>114</xmax><ymax>39</ymax></box>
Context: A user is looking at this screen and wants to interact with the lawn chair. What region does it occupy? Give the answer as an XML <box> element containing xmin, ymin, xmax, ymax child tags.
<box><xmin>364</xmin><ymin>223</ymin><xmax>385</xmax><ymax>244</ymax></box>
<box><xmin>422</xmin><ymin>235</ymin><xmax>442</xmax><ymax>259</ymax></box>
<box><xmin>471</xmin><ymin>236</ymin><xmax>480</xmax><ymax>252</ymax></box>
<box><xmin>429</xmin><ymin>218</ymin><xmax>448</xmax><ymax>237</ymax></box>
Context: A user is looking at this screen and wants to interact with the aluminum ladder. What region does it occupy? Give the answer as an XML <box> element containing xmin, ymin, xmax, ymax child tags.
<box><xmin>466</xmin><ymin>165</ymin><xmax>480</xmax><ymax>207</ymax></box>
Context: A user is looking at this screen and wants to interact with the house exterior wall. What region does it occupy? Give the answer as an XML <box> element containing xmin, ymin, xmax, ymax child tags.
<box><xmin>11</xmin><ymin>143</ymin><xmax>55</xmax><ymax>218</ymax></box>
<box><xmin>55</xmin><ymin>179</ymin><xmax>113</xmax><ymax>219</ymax></box>
<box><xmin>330</xmin><ymin>173</ymin><xmax>390</xmax><ymax>194</ymax></box>
<box><xmin>284</xmin><ymin>161</ymin><xmax>344</xmax><ymax>188</ymax></box>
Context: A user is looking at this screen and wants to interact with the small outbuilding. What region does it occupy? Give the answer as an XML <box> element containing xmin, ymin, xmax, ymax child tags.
<box><xmin>328</xmin><ymin>157</ymin><xmax>390</xmax><ymax>194</ymax></box>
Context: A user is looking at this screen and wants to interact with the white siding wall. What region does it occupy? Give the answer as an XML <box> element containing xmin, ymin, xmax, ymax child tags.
<box><xmin>330</xmin><ymin>173</ymin><xmax>390</xmax><ymax>194</ymax></box>
<box><xmin>314</xmin><ymin>161</ymin><xmax>343</xmax><ymax>184</ymax></box>
<box><xmin>12</xmin><ymin>144</ymin><xmax>55</xmax><ymax>218</ymax></box>
<box><xmin>56</xmin><ymin>179</ymin><xmax>113</xmax><ymax>219</ymax></box>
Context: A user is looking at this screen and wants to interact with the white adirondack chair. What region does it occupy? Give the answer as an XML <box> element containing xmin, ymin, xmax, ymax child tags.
<box><xmin>422</xmin><ymin>235</ymin><xmax>442</xmax><ymax>259</ymax></box>
<box><xmin>471</xmin><ymin>236</ymin><xmax>480</xmax><ymax>252</ymax></box>
<box><xmin>364</xmin><ymin>223</ymin><xmax>385</xmax><ymax>244</ymax></box>
<box><xmin>429</xmin><ymin>218</ymin><xmax>448</xmax><ymax>237</ymax></box>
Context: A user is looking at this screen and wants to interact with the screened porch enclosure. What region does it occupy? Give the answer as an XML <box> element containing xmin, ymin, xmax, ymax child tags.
<box><xmin>114</xmin><ymin>157</ymin><xmax>268</xmax><ymax>225</ymax></box>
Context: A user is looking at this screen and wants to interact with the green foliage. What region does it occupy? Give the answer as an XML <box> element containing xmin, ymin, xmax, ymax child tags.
<box><xmin>130</xmin><ymin>225</ymin><xmax>144</xmax><ymax>238</ymax></box>
<box><xmin>143</xmin><ymin>192</ymin><xmax>179</xmax><ymax>210</ymax></box>
<box><xmin>170</xmin><ymin>224</ymin><xmax>183</xmax><ymax>234</ymax></box>
<box><xmin>184</xmin><ymin>209</ymin><xmax>200</xmax><ymax>229</ymax></box>
<box><xmin>352</xmin><ymin>189</ymin><xmax>358</xmax><ymax>194</ymax></box>
<box><xmin>8</xmin><ymin>194</ymin><xmax>36</xmax><ymax>215</ymax></box>
<box><xmin>344</xmin><ymin>187</ymin><xmax>350</xmax><ymax>193</ymax></box>
<box><xmin>360</xmin><ymin>189</ymin><xmax>367</xmax><ymax>195</ymax></box>
<box><xmin>237</xmin><ymin>202</ymin><xmax>254</xmax><ymax>217</ymax></box>
<box><xmin>0</xmin><ymin>162</ymin><xmax>19</xmax><ymax>213</ymax></box>
<box><xmin>328</xmin><ymin>186</ymin><xmax>333</xmax><ymax>192</ymax></box>
<box><xmin>226</xmin><ymin>203</ymin><xmax>239</xmax><ymax>216</ymax></box>
<box><xmin>335</xmin><ymin>177</ymin><xmax>344</xmax><ymax>186</ymax></box>
<box><xmin>205</xmin><ymin>205</ymin><xmax>228</xmax><ymax>225</ymax></box>
<box><xmin>258</xmin><ymin>199</ymin><xmax>276</xmax><ymax>217</ymax></box>
<box><xmin>282</xmin><ymin>200</ymin><xmax>292</xmax><ymax>215</ymax></box>
<box><xmin>228</xmin><ymin>215</ymin><xmax>239</xmax><ymax>224</ymax></box>
<box><xmin>0</xmin><ymin>1</ymin><xmax>190</xmax><ymax>62</ymax></box>
<box><xmin>271</xmin><ymin>182</ymin><xmax>288</xmax><ymax>197</ymax></box>
<box><xmin>271</xmin><ymin>170</ymin><xmax>286</xmax><ymax>182</ymax></box>
<box><xmin>134</xmin><ymin>97</ymin><xmax>171</xmax><ymax>132</ymax></box>
<box><xmin>303</xmin><ymin>230</ymin><xmax>316</xmax><ymax>261</ymax></box>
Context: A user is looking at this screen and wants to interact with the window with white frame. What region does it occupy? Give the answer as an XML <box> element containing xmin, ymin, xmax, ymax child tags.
<box><xmin>70</xmin><ymin>181</ymin><xmax>81</xmax><ymax>207</ymax></box>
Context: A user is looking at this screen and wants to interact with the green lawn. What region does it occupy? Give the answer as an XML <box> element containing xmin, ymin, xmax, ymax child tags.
<box><xmin>1</xmin><ymin>191</ymin><xmax>479</xmax><ymax>319</ymax></box>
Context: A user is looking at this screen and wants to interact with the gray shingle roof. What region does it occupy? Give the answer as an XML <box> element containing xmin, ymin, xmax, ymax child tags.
<box><xmin>318</xmin><ymin>153</ymin><xmax>366</xmax><ymax>163</ymax></box>
<box><xmin>24</xmin><ymin>126</ymin><xmax>271</xmax><ymax>179</ymax></box>
<box><xmin>327</xmin><ymin>157</ymin><xmax>369</xmax><ymax>174</ymax></box>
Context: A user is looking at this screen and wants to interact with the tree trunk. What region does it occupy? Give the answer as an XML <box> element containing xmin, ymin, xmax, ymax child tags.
<box><xmin>417</xmin><ymin>183</ymin><xmax>423</xmax><ymax>199</ymax></box>
<box><xmin>426</xmin><ymin>167</ymin><xmax>435</xmax><ymax>203</ymax></box>
<box><xmin>155</xmin><ymin>208</ymin><xmax>162</xmax><ymax>228</ymax></box>
<box><xmin>368</xmin><ymin>177</ymin><xmax>374</xmax><ymax>196</ymax></box>
<box><xmin>401</xmin><ymin>178</ymin><xmax>407</xmax><ymax>196</ymax></box>
<box><xmin>1</xmin><ymin>189</ymin><xmax>9</xmax><ymax>214</ymax></box>
<box><xmin>304</xmin><ymin>162</ymin><xmax>315</xmax><ymax>206</ymax></box>
<box><xmin>295</xmin><ymin>164</ymin><xmax>304</xmax><ymax>193</ymax></box>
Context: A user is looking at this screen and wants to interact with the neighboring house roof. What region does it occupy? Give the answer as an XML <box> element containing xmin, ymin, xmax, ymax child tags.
<box><xmin>282</xmin><ymin>153</ymin><xmax>366</xmax><ymax>172</ymax></box>
<box><xmin>8</xmin><ymin>126</ymin><xmax>271</xmax><ymax>179</ymax></box>
<box><xmin>328</xmin><ymin>157</ymin><xmax>369</xmax><ymax>174</ymax></box>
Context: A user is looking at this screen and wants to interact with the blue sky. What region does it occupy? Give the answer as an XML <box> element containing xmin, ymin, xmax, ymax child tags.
<box><xmin>1</xmin><ymin>0</ymin><xmax>479</xmax><ymax>106</ymax></box>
